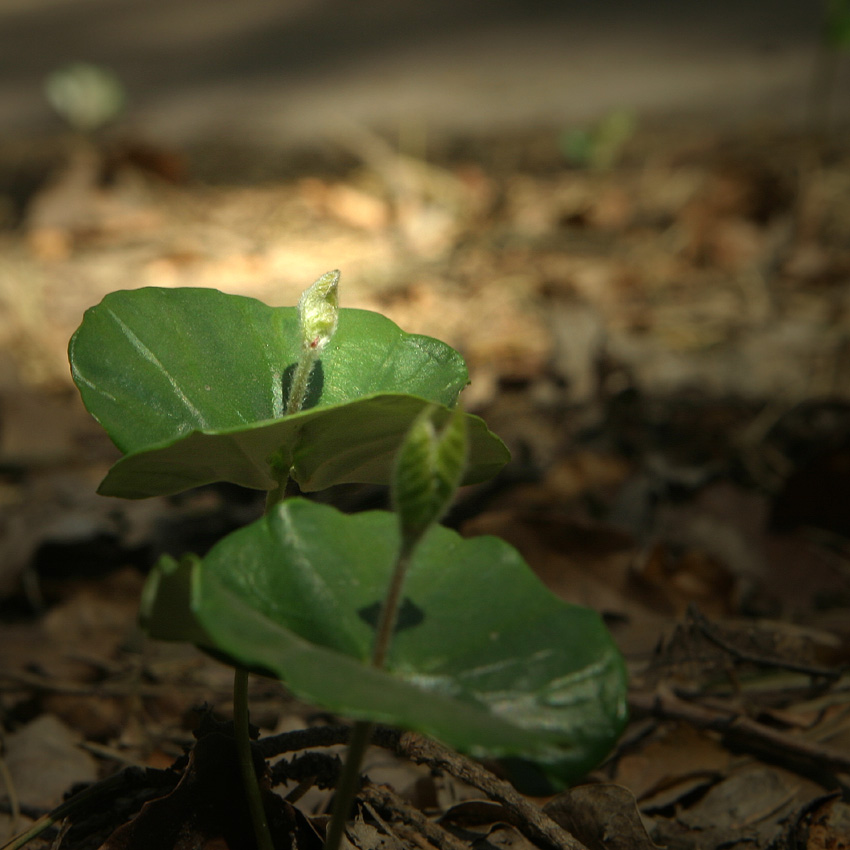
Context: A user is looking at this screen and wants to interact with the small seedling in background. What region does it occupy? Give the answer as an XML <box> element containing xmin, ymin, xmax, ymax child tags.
<box><xmin>559</xmin><ymin>109</ymin><xmax>637</xmax><ymax>171</ymax></box>
<box><xmin>810</xmin><ymin>0</ymin><xmax>850</xmax><ymax>131</ymax></box>
<box><xmin>8</xmin><ymin>272</ymin><xmax>628</xmax><ymax>850</ymax></box>
<box><xmin>826</xmin><ymin>0</ymin><xmax>850</xmax><ymax>53</ymax></box>
<box><xmin>44</xmin><ymin>62</ymin><xmax>126</xmax><ymax>134</ymax></box>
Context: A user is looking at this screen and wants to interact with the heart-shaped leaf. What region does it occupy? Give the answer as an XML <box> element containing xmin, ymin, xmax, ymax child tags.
<box><xmin>69</xmin><ymin>288</ymin><xmax>508</xmax><ymax>498</ymax></box>
<box><xmin>141</xmin><ymin>499</ymin><xmax>628</xmax><ymax>784</ymax></box>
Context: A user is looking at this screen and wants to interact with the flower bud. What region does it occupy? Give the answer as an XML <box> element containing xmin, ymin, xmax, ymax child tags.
<box><xmin>298</xmin><ymin>269</ymin><xmax>340</xmax><ymax>352</ymax></box>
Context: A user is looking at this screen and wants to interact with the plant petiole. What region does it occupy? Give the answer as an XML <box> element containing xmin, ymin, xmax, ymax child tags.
<box><xmin>285</xmin><ymin>348</ymin><xmax>320</xmax><ymax>416</ymax></box>
<box><xmin>370</xmin><ymin>540</ymin><xmax>416</xmax><ymax>669</ymax></box>
<box><xmin>322</xmin><ymin>535</ymin><xmax>418</xmax><ymax>850</ymax></box>
<box><xmin>323</xmin><ymin>720</ymin><xmax>374</xmax><ymax>850</ymax></box>
<box><xmin>234</xmin><ymin>667</ymin><xmax>275</xmax><ymax>850</ymax></box>
<box><xmin>287</xmin><ymin>268</ymin><xmax>340</xmax><ymax>416</ymax></box>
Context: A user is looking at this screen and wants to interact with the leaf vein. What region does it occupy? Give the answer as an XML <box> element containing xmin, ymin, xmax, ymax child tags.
<box><xmin>107</xmin><ymin>308</ymin><xmax>208</xmax><ymax>427</ymax></box>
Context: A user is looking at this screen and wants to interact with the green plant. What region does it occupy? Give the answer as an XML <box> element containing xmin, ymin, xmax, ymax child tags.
<box><xmin>60</xmin><ymin>272</ymin><xmax>626</xmax><ymax>850</ymax></box>
<box><xmin>44</xmin><ymin>62</ymin><xmax>126</xmax><ymax>133</ymax></box>
<box><xmin>559</xmin><ymin>110</ymin><xmax>637</xmax><ymax>171</ymax></box>
<box><xmin>810</xmin><ymin>0</ymin><xmax>850</xmax><ymax>130</ymax></box>
<box><xmin>826</xmin><ymin>0</ymin><xmax>850</xmax><ymax>51</ymax></box>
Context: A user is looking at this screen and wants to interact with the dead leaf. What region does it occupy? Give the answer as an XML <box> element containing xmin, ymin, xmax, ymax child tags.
<box><xmin>475</xmin><ymin>823</ymin><xmax>539</xmax><ymax>850</ymax></box>
<box><xmin>675</xmin><ymin>767</ymin><xmax>801</xmax><ymax>846</ymax></box>
<box><xmin>2</xmin><ymin>714</ymin><xmax>98</xmax><ymax>810</ymax></box>
<box><xmin>614</xmin><ymin>724</ymin><xmax>730</xmax><ymax>804</ymax></box>
<box><xmin>543</xmin><ymin>784</ymin><xmax>661</xmax><ymax>850</ymax></box>
<box><xmin>804</xmin><ymin>796</ymin><xmax>850</xmax><ymax>850</ymax></box>
<box><xmin>440</xmin><ymin>799</ymin><xmax>509</xmax><ymax>828</ymax></box>
<box><xmin>99</xmin><ymin>729</ymin><xmax>320</xmax><ymax>850</ymax></box>
<box><xmin>345</xmin><ymin>806</ymin><xmax>404</xmax><ymax>850</ymax></box>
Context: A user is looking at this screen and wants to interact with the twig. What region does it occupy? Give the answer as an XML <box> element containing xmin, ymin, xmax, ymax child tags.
<box><xmin>257</xmin><ymin>724</ymin><xmax>352</xmax><ymax>758</ymax></box>
<box><xmin>687</xmin><ymin>604</ymin><xmax>843</xmax><ymax>681</ymax></box>
<box><xmin>629</xmin><ymin>686</ymin><xmax>850</xmax><ymax>777</ymax></box>
<box><xmin>267</xmin><ymin>746</ymin><xmax>471</xmax><ymax>850</ymax></box>
<box><xmin>47</xmin><ymin>819</ymin><xmax>71</xmax><ymax>850</ymax></box>
<box><xmin>360</xmin><ymin>783</ymin><xmax>468</xmax><ymax>850</ymax></box>
<box><xmin>257</xmin><ymin>725</ymin><xmax>589</xmax><ymax>850</ymax></box>
<box><xmin>270</xmin><ymin>751</ymin><xmax>341</xmax><ymax>792</ymax></box>
<box><xmin>392</xmin><ymin>732</ymin><xmax>589</xmax><ymax>850</ymax></box>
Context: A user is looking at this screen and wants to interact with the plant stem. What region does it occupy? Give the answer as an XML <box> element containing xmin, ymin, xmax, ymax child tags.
<box><xmin>286</xmin><ymin>350</ymin><xmax>319</xmax><ymax>416</ymax></box>
<box><xmin>370</xmin><ymin>540</ymin><xmax>415</xmax><ymax>668</ymax></box>
<box><xmin>265</xmin><ymin>476</ymin><xmax>297</xmax><ymax>511</ymax></box>
<box><xmin>235</xmin><ymin>452</ymin><xmax>303</xmax><ymax>849</ymax></box>
<box><xmin>323</xmin><ymin>720</ymin><xmax>374</xmax><ymax>850</ymax></box>
<box><xmin>234</xmin><ymin>667</ymin><xmax>275</xmax><ymax>850</ymax></box>
<box><xmin>322</xmin><ymin>537</ymin><xmax>418</xmax><ymax>850</ymax></box>
<box><xmin>236</xmin><ymin>454</ymin><xmax>304</xmax><ymax>848</ymax></box>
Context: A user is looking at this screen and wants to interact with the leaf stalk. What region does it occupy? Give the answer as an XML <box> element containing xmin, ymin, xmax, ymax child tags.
<box><xmin>234</xmin><ymin>667</ymin><xmax>275</xmax><ymax>850</ymax></box>
<box><xmin>323</xmin><ymin>534</ymin><xmax>418</xmax><ymax>850</ymax></box>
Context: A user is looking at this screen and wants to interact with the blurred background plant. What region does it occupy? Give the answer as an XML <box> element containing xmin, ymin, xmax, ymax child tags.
<box><xmin>810</xmin><ymin>0</ymin><xmax>850</xmax><ymax>129</ymax></box>
<box><xmin>44</xmin><ymin>62</ymin><xmax>126</xmax><ymax>135</ymax></box>
<box><xmin>558</xmin><ymin>109</ymin><xmax>637</xmax><ymax>171</ymax></box>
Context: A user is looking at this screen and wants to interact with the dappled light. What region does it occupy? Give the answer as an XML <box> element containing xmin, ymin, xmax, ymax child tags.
<box><xmin>2</xmin><ymin>2</ymin><xmax>850</xmax><ymax>849</ymax></box>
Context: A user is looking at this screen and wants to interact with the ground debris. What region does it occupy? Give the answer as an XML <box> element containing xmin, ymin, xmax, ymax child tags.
<box><xmin>1</xmin><ymin>121</ymin><xmax>850</xmax><ymax>850</ymax></box>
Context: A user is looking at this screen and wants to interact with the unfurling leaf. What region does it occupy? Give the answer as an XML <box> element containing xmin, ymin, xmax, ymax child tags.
<box><xmin>393</xmin><ymin>405</ymin><xmax>467</xmax><ymax>543</ymax></box>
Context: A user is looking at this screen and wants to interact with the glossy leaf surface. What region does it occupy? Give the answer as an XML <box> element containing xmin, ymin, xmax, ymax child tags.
<box><xmin>141</xmin><ymin>499</ymin><xmax>629</xmax><ymax>784</ymax></box>
<box><xmin>69</xmin><ymin>288</ymin><xmax>508</xmax><ymax>497</ymax></box>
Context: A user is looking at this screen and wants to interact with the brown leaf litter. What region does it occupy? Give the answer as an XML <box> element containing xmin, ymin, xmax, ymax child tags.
<box><xmin>1</xmin><ymin>120</ymin><xmax>850</xmax><ymax>849</ymax></box>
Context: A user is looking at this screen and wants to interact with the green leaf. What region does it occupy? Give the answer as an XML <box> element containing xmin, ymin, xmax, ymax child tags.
<box><xmin>68</xmin><ymin>287</ymin><xmax>508</xmax><ymax>498</ymax></box>
<box><xmin>141</xmin><ymin>499</ymin><xmax>628</xmax><ymax>784</ymax></box>
<box><xmin>92</xmin><ymin>395</ymin><xmax>504</xmax><ymax>498</ymax></box>
<box><xmin>393</xmin><ymin>405</ymin><xmax>467</xmax><ymax>542</ymax></box>
<box><xmin>138</xmin><ymin>554</ymin><xmax>209</xmax><ymax>645</ymax></box>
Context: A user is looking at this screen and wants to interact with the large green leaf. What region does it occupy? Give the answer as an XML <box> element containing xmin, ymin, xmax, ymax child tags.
<box><xmin>68</xmin><ymin>288</ymin><xmax>508</xmax><ymax>497</ymax></box>
<box><xmin>94</xmin><ymin>396</ymin><xmax>505</xmax><ymax>498</ymax></box>
<box><xmin>141</xmin><ymin>499</ymin><xmax>628</xmax><ymax>784</ymax></box>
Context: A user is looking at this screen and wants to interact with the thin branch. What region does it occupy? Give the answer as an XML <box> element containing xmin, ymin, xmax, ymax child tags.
<box><xmin>392</xmin><ymin>732</ymin><xmax>589</xmax><ymax>850</ymax></box>
<box><xmin>360</xmin><ymin>783</ymin><xmax>468</xmax><ymax>850</ymax></box>
<box><xmin>270</xmin><ymin>751</ymin><xmax>341</xmax><ymax>791</ymax></box>
<box><xmin>629</xmin><ymin>685</ymin><xmax>850</xmax><ymax>777</ymax></box>
<box><xmin>687</xmin><ymin>604</ymin><xmax>843</xmax><ymax>681</ymax></box>
<box><xmin>257</xmin><ymin>724</ymin><xmax>353</xmax><ymax>758</ymax></box>
<box><xmin>256</xmin><ymin>724</ymin><xmax>589</xmax><ymax>850</ymax></box>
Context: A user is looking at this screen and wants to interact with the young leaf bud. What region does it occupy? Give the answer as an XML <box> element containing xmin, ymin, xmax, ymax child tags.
<box><xmin>298</xmin><ymin>269</ymin><xmax>340</xmax><ymax>352</ymax></box>
<box><xmin>393</xmin><ymin>406</ymin><xmax>468</xmax><ymax>544</ymax></box>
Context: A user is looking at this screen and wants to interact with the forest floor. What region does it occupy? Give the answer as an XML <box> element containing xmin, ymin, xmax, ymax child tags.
<box><xmin>1</xmin><ymin>116</ymin><xmax>850</xmax><ymax>849</ymax></box>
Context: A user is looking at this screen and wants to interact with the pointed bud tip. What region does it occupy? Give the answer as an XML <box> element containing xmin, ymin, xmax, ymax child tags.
<box><xmin>298</xmin><ymin>269</ymin><xmax>340</xmax><ymax>352</ymax></box>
